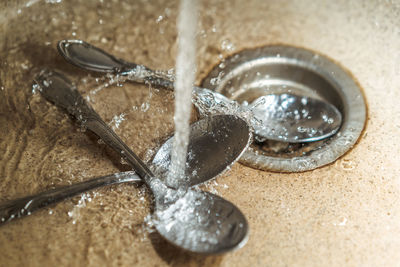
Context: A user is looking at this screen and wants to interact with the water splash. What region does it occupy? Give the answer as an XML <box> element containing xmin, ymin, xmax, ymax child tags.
<box><xmin>67</xmin><ymin>192</ymin><xmax>95</xmax><ymax>224</ymax></box>
<box><xmin>109</xmin><ymin>113</ymin><xmax>126</xmax><ymax>130</ymax></box>
<box><xmin>153</xmin><ymin>189</ymin><xmax>220</xmax><ymax>248</ymax></box>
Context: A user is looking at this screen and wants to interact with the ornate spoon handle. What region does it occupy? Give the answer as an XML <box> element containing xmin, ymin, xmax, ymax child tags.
<box><xmin>57</xmin><ymin>40</ymin><xmax>235</xmax><ymax>113</ymax></box>
<box><xmin>0</xmin><ymin>171</ymin><xmax>140</xmax><ymax>225</ymax></box>
<box><xmin>35</xmin><ymin>70</ymin><xmax>154</xmax><ymax>182</ymax></box>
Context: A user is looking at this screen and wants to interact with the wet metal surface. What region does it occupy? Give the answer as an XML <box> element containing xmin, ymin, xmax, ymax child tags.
<box><xmin>202</xmin><ymin>45</ymin><xmax>366</xmax><ymax>172</ymax></box>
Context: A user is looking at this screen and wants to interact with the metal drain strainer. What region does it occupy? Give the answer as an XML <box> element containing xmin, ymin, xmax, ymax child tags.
<box><xmin>201</xmin><ymin>45</ymin><xmax>366</xmax><ymax>172</ymax></box>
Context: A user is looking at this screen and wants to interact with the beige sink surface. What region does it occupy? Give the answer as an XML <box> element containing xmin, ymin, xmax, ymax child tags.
<box><xmin>1</xmin><ymin>0</ymin><xmax>400</xmax><ymax>266</ymax></box>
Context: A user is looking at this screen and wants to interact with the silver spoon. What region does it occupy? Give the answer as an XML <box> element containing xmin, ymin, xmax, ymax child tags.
<box><xmin>30</xmin><ymin>69</ymin><xmax>249</xmax><ymax>254</ymax></box>
<box><xmin>0</xmin><ymin>112</ymin><xmax>251</xmax><ymax>225</ymax></box>
<box><xmin>57</xmin><ymin>39</ymin><xmax>342</xmax><ymax>143</ymax></box>
<box><xmin>0</xmin><ymin>171</ymin><xmax>140</xmax><ymax>225</ymax></box>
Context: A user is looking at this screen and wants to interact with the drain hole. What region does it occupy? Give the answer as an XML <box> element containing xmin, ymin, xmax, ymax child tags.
<box><xmin>201</xmin><ymin>45</ymin><xmax>366</xmax><ymax>172</ymax></box>
<box><xmin>254</xmin><ymin>139</ymin><xmax>319</xmax><ymax>158</ymax></box>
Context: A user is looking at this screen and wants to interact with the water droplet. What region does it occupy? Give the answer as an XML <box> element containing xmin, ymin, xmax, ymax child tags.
<box><xmin>340</xmin><ymin>159</ymin><xmax>356</xmax><ymax>171</ymax></box>
<box><xmin>109</xmin><ymin>113</ymin><xmax>126</xmax><ymax>130</ymax></box>
<box><xmin>221</xmin><ymin>39</ymin><xmax>235</xmax><ymax>52</ymax></box>
<box><xmin>297</xmin><ymin>126</ymin><xmax>307</xmax><ymax>133</ymax></box>
<box><xmin>140</xmin><ymin>102</ymin><xmax>150</xmax><ymax>112</ymax></box>
<box><xmin>32</xmin><ymin>84</ymin><xmax>40</xmax><ymax>94</ymax></box>
<box><xmin>155</xmin><ymin>15</ymin><xmax>163</xmax><ymax>23</ymax></box>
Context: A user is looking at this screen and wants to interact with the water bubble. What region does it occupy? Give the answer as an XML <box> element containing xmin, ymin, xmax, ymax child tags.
<box><xmin>21</xmin><ymin>62</ymin><xmax>29</xmax><ymax>70</ymax></box>
<box><xmin>32</xmin><ymin>84</ymin><xmax>40</xmax><ymax>94</ymax></box>
<box><xmin>308</xmin><ymin>128</ymin><xmax>317</xmax><ymax>137</ymax></box>
<box><xmin>140</xmin><ymin>102</ymin><xmax>150</xmax><ymax>112</ymax></box>
<box><xmin>109</xmin><ymin>113</ymin><xmax>126</xmax><ymax>130</ymax></box>
<box><xmin>210</xmin><ymin>71</ymin><xmax>224</xmax><ymax>86</ymax></box>
<box><xmin>297</xmin><ymin>126</ymin><xmax>307</xmax><ymax>133</ymax></box>
<box><xmin>156</xmin><ymin>15</ymin><xmax>164</xmax><ymax>23</ymax></box>
<box><xmin>333</xmin><ymin>217</ymin><xmax>347</xmax><ymax>226</ymax></box>
<box><xmin>221</xmin><ymin>39</ymin><xmax>235</xmax><ymax>52</ymax></box>
<box><xmin>339</xmin><ymin>159</ymin><xmax>356</xmax><ymax>171</ymax></box>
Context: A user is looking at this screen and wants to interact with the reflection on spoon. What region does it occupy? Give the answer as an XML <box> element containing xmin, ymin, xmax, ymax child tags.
<box><xmin>57</xmin><ymin>39</ymin><xmax>342</xmax><ymax>143</ymax></box>
<box><xmin>30</xmin><ymin>69</ymin><xmax>249</xmax><ymax>254</ymax></box>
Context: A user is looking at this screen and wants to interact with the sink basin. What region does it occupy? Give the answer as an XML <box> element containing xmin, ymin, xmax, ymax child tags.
<box><xmin>0</xmin><ymin>0</ymin><xmax>399</xmax><ymax>266</ymax></box>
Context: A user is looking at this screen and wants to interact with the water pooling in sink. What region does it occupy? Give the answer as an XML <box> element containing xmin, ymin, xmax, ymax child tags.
<box><xmin>1</xmin><ymin>0</ymin><xmax>400</xmax><ymax>266</ymax></box>
<box><xmin>3</xmin><ymin>0</ymin><xmax>249</xmax><ymax>255</ymax></box>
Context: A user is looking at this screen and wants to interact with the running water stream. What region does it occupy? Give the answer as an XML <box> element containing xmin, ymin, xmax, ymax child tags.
<box><xmin>166</xmin><ymin>0</ymin><xmax>198</xmax><ymax>189</ymax></box>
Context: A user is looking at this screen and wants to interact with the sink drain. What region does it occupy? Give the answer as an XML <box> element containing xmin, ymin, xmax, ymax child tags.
<box><xmin>201</xmin><ymin>45</ymin><xmax>366</xmax><ymax>172</ymax></box>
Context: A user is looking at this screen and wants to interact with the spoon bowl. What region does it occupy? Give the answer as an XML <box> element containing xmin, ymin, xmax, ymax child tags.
<box><xmin>154</xmin><ymin>189</ymin><xmax>248</xmax><ymax>254</ymax></box>
<box><xmin>152</xmin><ymin>114</ymin><xmax>251</xmax><ymax>186</ymax></box>
<box><xmin>57</xmin><ymin>39</ymin><xmax>342</xmax><ymax>143</ymax></box>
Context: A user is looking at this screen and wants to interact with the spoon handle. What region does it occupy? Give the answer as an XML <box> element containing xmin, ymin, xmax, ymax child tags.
<box><xmin>0</xmin><ymin>171</ymin><xmax>140</xmax><ymax>225</ymax></box>
<box><xmin>57</xmin><ymin>40</ymin><xmax>235</xmax><ymax>115</ymax></box>
<box><xmin>57</xmin><ymin>39</ymin><xmax>175</xmax><ymax>90</ymax></box>
<box><xmin>34</xmin><ymin>70</ymin><xmax>154</xmax><ymax>182</ymax></box>
<box><xmin>57</xmin><ymin>40</ymin><xmax>232</xmax><ymax>98</ymax></box>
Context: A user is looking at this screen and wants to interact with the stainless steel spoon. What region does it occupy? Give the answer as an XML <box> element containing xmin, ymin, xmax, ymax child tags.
<box><xmin>57</xmin><ymin>39</ymin><xmax>342</xmax><ymax>143</ymax></box>
<box><xmin>29</xmin><ymin>69</ymin><xmax>249</xmax><ymax>254</ymax></box>
<box><xmin>0</xmin><ymin>112</ymin><xmax>251</xmax><ymax>226</ymax></box>
<box><xmin>0</xmin><ymin>171</ymin><xmax>140</xmax><ymax>225</ymax></box>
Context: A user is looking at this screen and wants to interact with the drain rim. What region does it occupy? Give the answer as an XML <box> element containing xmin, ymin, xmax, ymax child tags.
<box><xmin>201</xmin><ymin>45</ymin><xmax>366</xmax><ymax>172</ymax></box>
